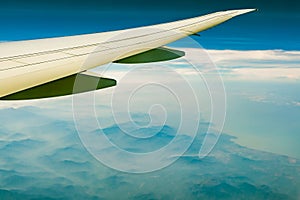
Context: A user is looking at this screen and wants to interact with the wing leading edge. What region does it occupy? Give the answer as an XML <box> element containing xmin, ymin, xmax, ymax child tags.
<box><xmin>0</xmin><ymin>8</ymin><xmax>256</xmax><ymax>100</ymax></box>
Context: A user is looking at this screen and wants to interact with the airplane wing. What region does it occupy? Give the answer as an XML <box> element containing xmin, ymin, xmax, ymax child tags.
<box><xmin>0</xmin><ymin>9</ymin><xmax>256</xmax><ymax>100</ymax></box>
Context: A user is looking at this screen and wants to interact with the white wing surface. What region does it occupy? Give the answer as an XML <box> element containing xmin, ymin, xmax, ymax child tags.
<box><xmin>0</xmin><ymin>9</ymin><xmax>256</xmax><ymax>99</ymax></box>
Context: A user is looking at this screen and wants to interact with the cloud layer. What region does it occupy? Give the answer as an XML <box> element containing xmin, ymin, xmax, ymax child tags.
<box><xmin>192</xmin><ymin>49</ymin><xmax>300</xmax><ymax>81</ymax></box>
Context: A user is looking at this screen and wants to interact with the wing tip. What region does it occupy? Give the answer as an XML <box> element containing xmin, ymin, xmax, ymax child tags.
<box><xmin>226</xmin><ymin>8</ymin><xmax>257</xmax><ymax>18</ymax></box>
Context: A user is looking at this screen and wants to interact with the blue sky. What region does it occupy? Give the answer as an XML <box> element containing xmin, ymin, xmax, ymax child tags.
<box><xmin>0</xmin><ymin>0</ymin><xmax>299</xmax><ymax>50</ymax></box>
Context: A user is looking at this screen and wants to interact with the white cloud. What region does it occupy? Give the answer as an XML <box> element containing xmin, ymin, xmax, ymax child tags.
<box><xmin>206</xmin><ymin>49</ymin><xmax>300</xmax><ymax>68</ymax></box>
<box><xmin>292</xmin><ymin>101</ymin><xmax>300</xmax><ymax>107</ymax></box>
<box><xmin>229</xmin><ymin>68</ymin><xmax>300</xmax><ymax>81</ymax></box>
<box><xmin>176</xmin><ymin>48</ymin><xmax>300</xmax><ymax>81</ymax></box>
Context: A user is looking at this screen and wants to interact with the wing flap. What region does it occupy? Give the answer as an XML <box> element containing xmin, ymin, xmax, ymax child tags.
<box><xmin>114</xmin><ymin>47</ymin><xmax>185</xmax><ymax>64</ymax></box>
<box><xmin>0</xmin><ymin>72</ymin><xmax>116</xmax><ymax>100</ymax></box>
